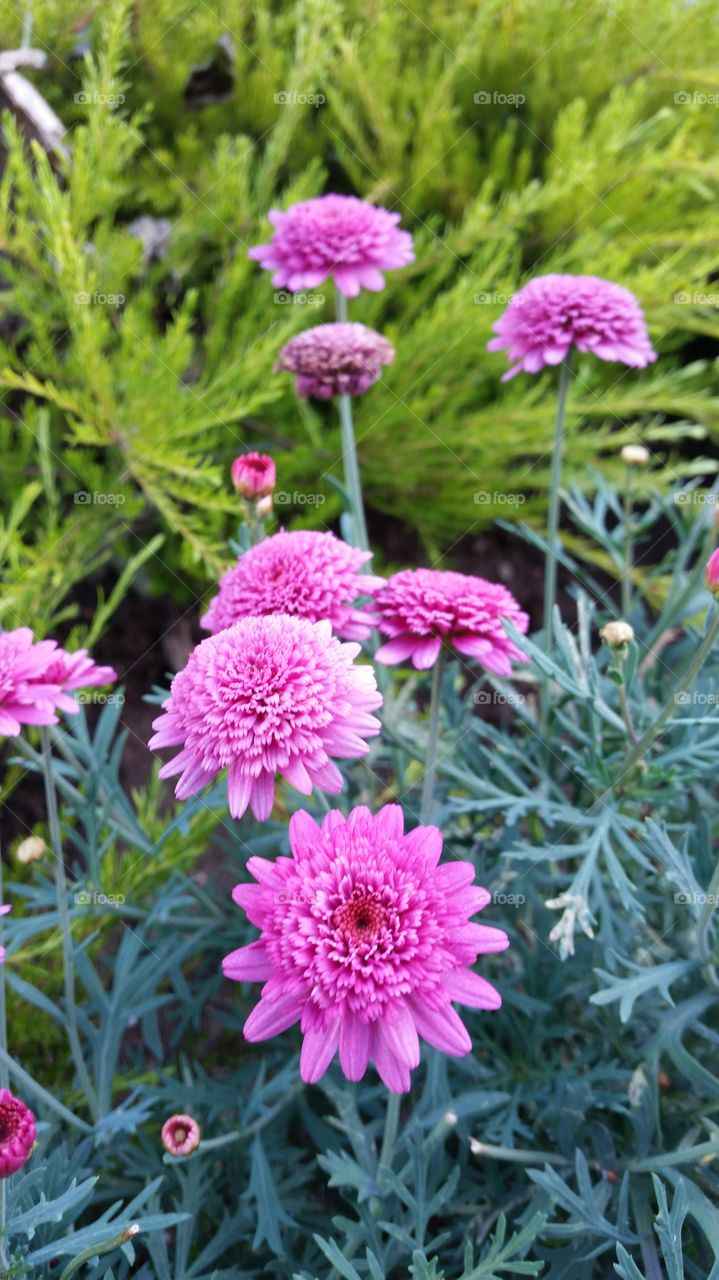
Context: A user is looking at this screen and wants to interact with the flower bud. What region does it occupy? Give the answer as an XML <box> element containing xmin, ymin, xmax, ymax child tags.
<box><xmin>600</xmin><ymin>620</ymin><xmax>634</xmax><ymax>650</ymax></box>
<box><xmin>231</xmin><ymin>453</ymin><xmax>276</xmax><ymax>499</ymax></box>
<box><xmin>706</xmin><ymin>548</ymin><xmax>719</xmax><ymax>596</ymax></box>
<box><xmin>16</xmin><ymin>836</ymin><xmax>46</xmax><ymax>865</ymax></box>
<box><xmin>620</xmin><ymin>444</ymin><xmax>650</xmax><ymax>466</ymax></box>
<box><xmin>161</xmin><ymin>1113</ymin><xmax>201</xmax><ymax>1157</ymax></box>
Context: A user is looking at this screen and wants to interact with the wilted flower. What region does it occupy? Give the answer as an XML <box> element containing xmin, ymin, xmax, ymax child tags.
<box><xmin>0</xmin><ymin>1090</ymin><xmax>36</xmax><ymax>1176</ymax></box>
<box><xmin>372</xmin><ymin>568</ymin><xmax>529</xmax><ymax>673</ymax></box>
<box><xmin>276</xmin><ymin>323</ymin><xmax>395</xmax><ymax>400</ymax></box>
<box><xmin>231</xmin><ymin>452</ymin><xmax>276</xmax><ymax>499</ymax></box>
<box><xmin>706</xmin><ymin>548</ymin><xmax>719</xmax><ymax>596</ymax></box>
<box><xmin>620</xmin><ymin>444</ymin><xmax>650</xmax><ymax>466</ymax></box>
<box><xmin>488</xmin><ymin>274</ymin><xmax>657</xmax><ymax>380</ymax></box>
<box><xmin>16</xmin><ymin>837</ymin><xmax>46</xmax><ymax>865</ymax></box>
<box><xmin>161</xmin><ymin>1113</ymin><xmax>201</xmax><ymax>1157</ymax></box>
<box><xmin>223</xmin><ymin>805</ymin><xmax>509</xmax><ymax>1093</ymax></box>
<box><xmin>202</xmin><ymin>530</ymin><xmax>382</xmax><ymax>640</ymax></box>
<box><xmin>150</xmin><ymin>616</ymin><xmax>382</xmax><ymax>821</ymax></box>
<box><xmin>545</xmin><ymin>892</ymin><xmax>595</xmax><ymax>960</ymax></box>
<box><xmin>600</xmin><ymin>620</ymin><xmax>635</xmax><ymax>650</ymax></box>
<box><xmin>249</xmin><ymin>194</ymin><xmax>414</xmax><ymax>297</ymax></box>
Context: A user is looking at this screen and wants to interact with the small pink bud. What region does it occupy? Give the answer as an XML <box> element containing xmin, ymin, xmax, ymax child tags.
<box><xmin>231</xmin><ymin>453</ymin><xmax>276</xmax><ymax>499</ymax></box>
<box><xmin>161</xmin><ymin>1113</ymin><xmax>201</xmax><ymax>1157</ymax></box>
<box><xmin>0</xmin><ymin>1090</ymin><xmax>36</xmax><ymax>1176</ymax></box>
<box><xmin>706</xmin><ymin>548</ymin><xmax>719</xmax><ymax>595</ymax></box>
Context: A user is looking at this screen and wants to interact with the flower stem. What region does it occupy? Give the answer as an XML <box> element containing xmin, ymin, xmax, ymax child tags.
<box><xmin>622</xmin><ymin>468</ymin><xmax>634</xmax><ymax>617</ymax></box>
<box><xmin>542</xmin><ymin>354</ymin><xmax>573</xmax><ymax>701</ymax></box>
<box><xmin>698</xmin><ymin>851</ymin><xmax>719</xmax><ymax>993</ymax></box>
<box><xmin>420</xmin><ymin>649</ymin><xmax>445</xmax><ymax>824</ymax></box>
<box><xmin>335</xmin><ymin>290</ymin><xmax>369</xmax><ymax>551</ymax></box>
<box><xmin>0</xmin><ymin>834</ymin><xmax>9</xmax><ymax>1092</ymax></box>
<box><xmin>619</xmin><ymin>606</ymin><xmax>719</xmax><ymax>778</ymax></box>
<box><xmin>40</xmin><ymin>728</ymin><xmax>100</xmax><ymax>1121</ymax></box>
<box><xmin>379</xmin><ymin>1091</ymin><xmax>401</xmax><ymax>1171</ymax></box>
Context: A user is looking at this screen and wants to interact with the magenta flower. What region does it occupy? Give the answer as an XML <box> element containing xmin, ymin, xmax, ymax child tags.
<box><xmin>372</xmin><ymin>568</ymin><xmax>529</xmax><ymax>674</ymax></box>
<box><xmin>706</xmin><ymin>548</ymin><xmax>719</xmax><ymax>596</ymax></box>
<box><xmin>39</xmin><ymin>649</ymin><xmax>117</xmax><ymax>715</ymax></box>
<box><xmin>276</xmin><ymin>323</ymin><xmax>394</xmax><ymax>400</ymax></box>
<box><xmin>0</xmin><ymin>628</ymin><xmax>64</xmax><ymax>736</ymax></box>
<box><xmin>249</xmin><ymin>194</ymin><xmax>414</xmax><ymax>298</ymax></box>
<box><xmin>202</xmin><ymin>530</ymin><xmax>382</xmax><ymax>640</ymax></box>
<box><xmin>161</xmin><ymin>1113</ymin><xmax>201</xmax><ymax>1157</ymax></box>
<box><xmin>223</xmin><ymin>805</ymin><xmax>509</xmax><ymax>1093</ymax></box>
<box><xmin>0</xmin><ymin>904</ymin><xmax>10</xmax><ymax>966</ymax></box>
<box><xmin>150</xmin><ymin>616</ymin><xmax>382</xmax><ymax>821</ymax></box>
<box><xmin>487</xmin><ymin>274</ymin><xmax>657</xmax><ymax>380</ymax></box>
<box><xmin>0</xmin><ymin>1090</ymin><xmax>36</xmax><ymax>1177</ymax></box>
<box><xmin>231</xmin><ymin>452</ymin><xmax>276</xmax><ymax>499</ymax></box>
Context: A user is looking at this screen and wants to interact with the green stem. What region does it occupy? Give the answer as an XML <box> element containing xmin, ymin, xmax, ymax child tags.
<box><xmin>698</xmin><ymin>851</ymin><xmax>719</xmax><ymax>993</ymax></box>
<box><xmin>622</xmin><ymin>469</ymin><xmax>634</xmax><ymax>618</ymax></box>
<box><xmin>379</xmin><ymin>1091</ymin><xmax>400</xmax><ymax>1171</ymax></box>
<box><xmin>59</xmin><ymin>1225</ymin><xmax>140</xmax><ymax>1280</ymax></box>
<box><xmin>420</xmin><ymin>648</ymin><xmax>445</xmax><ymax>824</ymax></box>
<box><xmin>619</xmin><ymin>607</ymin><xmax>719</xmax><ymax>778</ymax></box>
<box><xmin>40</xmin><ymin>729</ymin><xmax>100</xmax><ymax>1121</ymax></box>
<box><xmin>335</xmin><ymin>290</ymin><xmax>369</xmax><ymax>551</ymax></box>
<box><xmin>541</xmin><ymin>355</ymin><xmax>573</xmax><ymax>732</ymax></box>
<box><xmin>469</xmin><ymin>1139</ymin><xmax>569</xmax><ymax>1167</ymax></box>
<box><xmin>0</xmin><ymin>1045</ymin><xmax>91</xmax><ymax>1131</ymax></box>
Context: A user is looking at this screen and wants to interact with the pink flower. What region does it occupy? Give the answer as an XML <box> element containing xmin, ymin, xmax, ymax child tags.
<box><xmin>249</xmin><ymin>195</ymin><xmax>414</xmax><ymax>298</ymax></box>
<box><xmin>0</xmin><ymin>1090</ymin><xmax>36</xmax><ymax>1176</ymax></box>
<box><xmin>487</xmin><ymin>274</ymin><xmax>657</xmax><ymax>380</ymax></box>
<box><xmin>39</xmin><ymin>649</ymin><xmax>117</xmax><ymax>715</ymax></box>
<box><xmin>150</xmin><ymin>616</ymin><xmax>382</xmax><ymax>821</ymax></box>
<box><xmin>0</xmin><ymin>628</ymin><xmax>63</xmax><ymax>736</ymax></box>
<box><xmin>202</xmin><ymin>531</ymin><xmax>382</xmax><ymax>640</ymax></box>
<box><xmin>161</xmin><ymin>1113</ymin><xmax>201</xmax><ymax>1157</ymax></box>
<box><xmin>372</xmin><ymin>568</ymin><xmax>529</xmax><ymax>674</ymax></box>
<box><xmin>0</xmin><ymin>904</ymin><xmax>10</xmax><ymax>967</ymax></box>
<box><xmin>223</xmin><ymin>805</ymin><xmax>509</xmax><ymax>1093</ymax></box>
<box><xmin>276</xmin><ymin>323</ymin><xmax>394</xmax><ymax>400</ymax></box>
<box><xmin>706</xmin><ymin>548</ymin><xmax>719</xmax><ymax>596</ymax></box>
<box><xmin>231</xmin><ymin>453</ymin><xmax>276</xmax><ymax>499</ymax></box>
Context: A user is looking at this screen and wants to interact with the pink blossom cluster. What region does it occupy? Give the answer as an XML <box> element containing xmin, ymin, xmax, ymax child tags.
<box><xmin>0</xmin><ymin>627</ymin><xmax>116</xmax><ymax>738</ymax></box>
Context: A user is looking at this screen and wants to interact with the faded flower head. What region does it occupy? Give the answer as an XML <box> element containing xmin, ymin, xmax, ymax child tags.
<box><xmin>373</xmin><ymin>568</ymin><xmax>529</xmax><ymax>673</ymax></box>
<box><xmin>231</xmin><ymin>452</ymin><xmax>276</xmax><ymax>499</ymax></box>
<box><xmin>161</xmin><ymin>1113</ymin><xmax>201</xmax><ymax>1157</ymax></box>
<box><xmin>277</xmin><ymin>323</ymin><xmax>394</xmax><ymax>400</ymax></box>
<box><xmin>202</xmin><ymin>530</ymin><xmax>382</xmax><ymax>640</ymax></box>
<box><xmin>249</xmin><ymin>194</ymin><xmax>414</xmax><ymax>297</ymax></box>
<box><xmin>488</xmin><ymin>274</ymin><xmax>657</xmax><ymax>380</ymax></box>
<box><xmin>706</xmin><ymin>548</ymin><xmax>719</xmax><ymax>596</ymax></box>
<box><xmin>600</xmin><ymin>620</ymin><xmax>635</xmax><ymax>651</ymax></box>
<box><xmin>0</xmin><ymin>1089</ymin><xmax>36</xmax><ymax>1177</ymax></box>
<box><xmin>223</xmin><ymin>804</ymin><xmax>509</xmax><ymax>1093</ymax></box>
<box><xmin>620</xmin><ymin>444</ymin><xmax>650</xmax><ymax>466</ymax></box>
<box><xmin>150</xmin><ymin>615</ymin><xmax>382</xmax><ymax>821</ymax></box>
<box><xmin>16</xmin><ymin>837</ymin><xmax>46</xmax><ymax>866</ymax></box>
<box><xmin>545</xmin><ymin>892</ymin><xmax>595</xmax><ymax>960</ymax></box>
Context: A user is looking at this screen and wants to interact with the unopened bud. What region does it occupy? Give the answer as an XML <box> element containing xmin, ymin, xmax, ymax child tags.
<box><xmin>600</xmin><ymin>620</ymin><xmax>634</xmax><ymax>650</ymax></box>
<box><xmin>161</xmin><ymin>1113</ymin><xmax>201</xmax><ymax>1157</ymax></box>
<box><xmin>231</xmin><ymin>453</ymin><xmax>275</xmax><ymax>499</ymax></box>
<box><xmin>16</xmin><ymin>837</ymin><xmax>46</xmax><ymax>864</ymax></box>
<box><xmin>620</xmin><ymin>444</ymin><xmax>650</xmax><ymax>466</ymax></box>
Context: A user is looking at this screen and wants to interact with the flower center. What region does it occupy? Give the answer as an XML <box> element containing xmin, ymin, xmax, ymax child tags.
<box><xmin>174</xmin><ymin>1125</ymin><xmax>187</xmax><ymax>1143</ymax></box>
<box><xmin>0</xmin><ymin>1102</ymin><xmax>17</xmax><ymax>1141</ymax></box>
<box><xmin>333</xmin><ymin>888</ymin><xmax>387</xmax><ymax>942</ymax></box>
